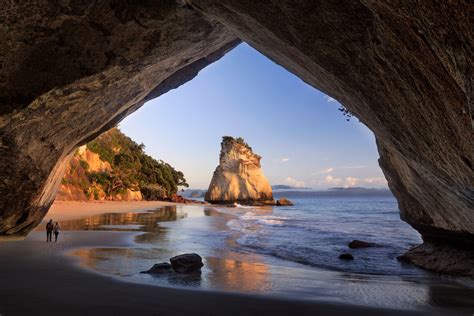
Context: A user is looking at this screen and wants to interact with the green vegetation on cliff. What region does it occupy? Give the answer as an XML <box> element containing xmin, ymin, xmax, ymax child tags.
<box><xmin>60</xmin><ymin>128</ymin><xmax>188</xmax><ymax>201</ymax></box>
<box><xmin>87</xmin><ymin>128</ymin><xmax>188</xmax><ymax>199</ymax></box>
<box><xmin>223</xmin><ymin>136</ymin><xmax>252</xmax><ymax>151</ymax></box>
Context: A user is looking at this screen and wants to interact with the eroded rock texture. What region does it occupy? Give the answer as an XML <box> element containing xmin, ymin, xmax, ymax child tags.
<box><xmin>400</xmin><ymin>243</ymin><xmax>474</xmax><ymax>277</ymax></box>
<box><xmin>0</xmin><ymin>1</ymin><xmax>239</xmax><ymax>236</ymax></box>
<box><xmin>191</xmin><ymin>0</ymin><xmax>473</xmax><ymax>273</ymax></box>
<box><xmin>205</xmin><ymin>137</ymin><xmax>274</xmax><ymax>205</ymax></box>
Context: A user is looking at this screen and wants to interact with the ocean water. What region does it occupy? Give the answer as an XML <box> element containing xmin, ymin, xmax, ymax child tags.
<box><xmin>227</xmin><ymin>192</ymin><xmax>422</xmax><ymax>275</ymax></box>
<box><xmin>64</xmin><ymin>192</ymin><xmax>474</xmax><ymax>312</ymax></box>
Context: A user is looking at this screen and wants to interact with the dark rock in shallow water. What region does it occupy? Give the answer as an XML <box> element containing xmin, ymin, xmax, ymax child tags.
<box><xmin>339</xmin><ymin>253</ymin><xmax>354</xmax><ymax>260</ymax></box>
<box><xmin>140</xmin><ymin>262</ymin><xmax>172</xmax><ymax>274</ymax></box>
<box><xmin>348</xmin><ymin>240</ymin><xmax>374</xmax><ymax>249</ymax></box>
<box><xmin>399</xmin><ymin>243</ymin><xmax>474</xmax><ymax>277</ymax></box>
<box><xmin>276</xmin><ymin>198</ymin><xmax>293</xmax><ymax>206</ymax></box>
<box><xmin>396</xmin><ymin>254</ymin><xmax>411</xmax><ymax>263</ymax></box>
<box><xmin>170</xmin><ymin>253</ymin><xmax>204</xmax><ymax>273</ymax></box>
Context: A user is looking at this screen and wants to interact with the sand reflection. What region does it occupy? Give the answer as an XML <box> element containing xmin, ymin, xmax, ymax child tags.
<box><xmin>67</xmin><ymin>205</ymin><xmax>272</xmax><ymax>293</ymax></box>
<box><xmin>205</xmin><ymin>256</ymin><xmax>271</xmax><ymax>292</ymax></box>
<box><xmin>202</xmin><ymin>208</ymin><xmax>271</xmax><ymax>292</ymax></box>
<box><xmin>54</xmin><ymin>206</ymin><xmax>184</xmax><ymax>232</ymax></box>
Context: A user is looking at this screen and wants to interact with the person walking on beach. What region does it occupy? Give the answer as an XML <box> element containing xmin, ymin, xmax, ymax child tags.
<box><xmin>46</xmin><ymin>219</ymin><xmax>53</xmax><ymax>242</ymax></box>
<box><xmin>53</xmin><ymin>222</ymin><xmax>61</xmax><ymax>242</ymax></box>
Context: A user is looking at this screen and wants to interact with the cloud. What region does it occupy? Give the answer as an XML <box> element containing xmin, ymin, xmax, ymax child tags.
<box><xmin>324</xmin><ymin>175</ymin><xmax>359</xmax><ymax>188</ymax></box>
<box><xmin>284</xmin><ymin>176</ymin><xmax>306</xmax><ymax>188</ymax></box>
<box><xmin>339</xmin><ymin>165</ymin><xmax>366</xmax><ymax>170</ymax></box>
<box><xmin>323</xmin><ymin>175</ymin><xmax>342</xmax><ymax>185</ymax></box>
<box><xmin>344</xmin><ymin>176</ymin><xmax>359</xmax><ymax>187</ymax></box>
<box><xmin>362</xmin><ymin>177</ymin><xmax>387</xmax><ymax>186</ymax></box>
<box><xmin>280</xmin><ymin>157</ymin><xmax>290</xmax><ymax>163</ymax></box>
<box><xmin>320</xmin><ymin>167</ymin><xmax>334</xmax><ymax>174</ymax></box>
<box><xmin>314</xmin><ymin>166</ymin><xmax>364</xmax><ymax>175</ymax></box>
<box><xmin>324</xmin><ymin>95</ymin><xmax>338</xmax><ymax>103</ymax></box>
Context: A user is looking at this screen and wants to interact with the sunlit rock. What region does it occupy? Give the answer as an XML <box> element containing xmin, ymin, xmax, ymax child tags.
<box><xmin>205</xmin><ymin>137</ymin><xmax>274</xmax><ymax>205</ymax></box>
<box><xmin>276</xmin><ymin>198</ymin><xmax>293</xmax><ymax>206</ymax></box>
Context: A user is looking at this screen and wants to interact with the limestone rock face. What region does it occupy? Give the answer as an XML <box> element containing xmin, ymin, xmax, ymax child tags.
<box><xmin>76</xmin><ymin>146</ymin><xmax>111</xmax><ymax>173</ymax></box>
<box><xmin>56</xmin><ymin>146</ymin><xmax>142</xmax><ymax>202</ymax></box>
<box><xmin>56</xmin><ymin>145</ymin><xmax>112</xmax><ymax>202</ymax></box>
<box><xmin>205</xmin><ymin>137</ymin><xmax>274</xmax><ymax>205</ymax></box>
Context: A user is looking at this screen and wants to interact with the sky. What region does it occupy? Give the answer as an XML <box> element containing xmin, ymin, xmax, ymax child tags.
<box><xmin>120</xmin><ymin>43</ymin><xmax>387</xmax><ymax>190</ymax></box>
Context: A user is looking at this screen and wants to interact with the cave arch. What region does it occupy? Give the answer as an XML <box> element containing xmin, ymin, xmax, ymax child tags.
<box><xmin>0</xmin><ymin>1</ymin><xmax>472</xmax><ymax>274</ymax></box>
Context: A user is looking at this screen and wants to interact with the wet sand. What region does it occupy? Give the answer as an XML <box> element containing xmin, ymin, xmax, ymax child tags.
<box><xmin>0</xmin><ymin>201</ymin><xmax>451</xmax><ymax>315</ymax></box>
<box><xmin>47</xmin><ymin>200</ymin><xmax>179</xmax><ymax>221</ymax></box>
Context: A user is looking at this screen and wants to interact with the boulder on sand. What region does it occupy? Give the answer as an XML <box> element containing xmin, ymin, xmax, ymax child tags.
<box><xmin>170</xmin><ymin>253</ymin><xmax>204</xmax><ymax>273</ymax></box>
<box><xmin>140</xmin><ymin>262</ymin><xmax>172</xmax><ymax>274</ymax></box>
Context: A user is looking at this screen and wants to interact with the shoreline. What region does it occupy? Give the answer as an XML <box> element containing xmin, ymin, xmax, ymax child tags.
<box><xmin>0</xmin><ymin>201</ymin><xmax>461</xmax><ymax>315</ymax></box>
<box><xmin>0</xmin><ymin>236</ymin><xmax>427</xmax><ymax>316</ymax></box>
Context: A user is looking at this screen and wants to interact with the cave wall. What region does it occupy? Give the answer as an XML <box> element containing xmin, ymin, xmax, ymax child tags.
<box><xmin>0</xmin><ymin>1</ymin><xmax>239</xmax><ymax>236</ymax></box>
<box><xmin>191</xmin><ymin>0</ymin><xmax>474</xmax><ymax>244</ymax></box>
<box><xmin>0</xmin><ymin>0</ymin><xmax>472</xmax><ymax>256</ymax></box>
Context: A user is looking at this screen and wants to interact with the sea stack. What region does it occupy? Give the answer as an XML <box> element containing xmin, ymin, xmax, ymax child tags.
<box><xmin>205</xmin><ymin>137</ymin><xmax>274</xmax><ymax>205</ymax></box>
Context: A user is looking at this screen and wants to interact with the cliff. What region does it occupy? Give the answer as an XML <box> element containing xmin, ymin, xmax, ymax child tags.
<box><xmin>56</xmin><ymin>128</ymin><xmax>187</xmax><ymax>202</ymax></box>
<box><xmin>56</xmin><ymin>145</ymin><xmax>142</xmax><ymax>201</ymax></box>
<box><xmin>205</xmin><ymin>137</ymin><xmax>274</xmax><ymax>205</ymax></box>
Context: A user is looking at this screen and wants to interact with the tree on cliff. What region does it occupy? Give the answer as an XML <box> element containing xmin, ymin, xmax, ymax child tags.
<box><xmin>223</xmin><ymin>136</ymin><xmax>252</xmax><ymax>151</ymax></box>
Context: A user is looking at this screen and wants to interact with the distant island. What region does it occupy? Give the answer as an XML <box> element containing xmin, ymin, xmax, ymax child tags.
<box><xmin>328</xmin><ymin>187</ymin><xmax>388</xmax><ymax>192</ymax></box>
<box><xmin>182</xmin><ymin>186</ymin><xmax>392</xmax><ymax>199</ymax></box>
<box><xmin>181</xmin><ymin>189</ymin><xmax>207</xmax><ymax>198</ymax></box>
<box><xmin>272</xmin><ymin>186</ymin><xmax>393</xmax><ymax>198</ymax></box>
<box><xmin>272</xmin><ymin>185</ymin><xmax>311</xmax><ymax>190</ymax></box>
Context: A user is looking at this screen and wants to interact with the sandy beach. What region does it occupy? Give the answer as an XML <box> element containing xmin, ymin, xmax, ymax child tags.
<box><xmin>0</xmin><ymin>201</ymin><xmax>461</xmax><ymax>316</ymax></box>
